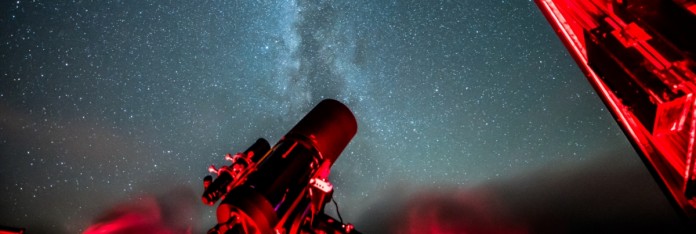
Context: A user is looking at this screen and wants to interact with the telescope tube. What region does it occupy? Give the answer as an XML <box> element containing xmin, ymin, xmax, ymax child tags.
<box><xmin>215</xmin><ymin>99</ymin><xmax>357</xmax><ymax>233</ymax></box>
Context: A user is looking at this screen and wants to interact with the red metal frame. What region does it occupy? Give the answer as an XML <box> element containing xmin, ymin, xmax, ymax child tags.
<box><xmin>536</xmin><ymin>0</ymin><xmax>696</xmax><ymax>218</ymax></box>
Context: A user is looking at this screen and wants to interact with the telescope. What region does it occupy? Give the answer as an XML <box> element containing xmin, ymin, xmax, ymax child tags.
<box><xmin>202</xmin><ymin>99</ymin><xmax>360</xmax><ymax>234</ymax></box>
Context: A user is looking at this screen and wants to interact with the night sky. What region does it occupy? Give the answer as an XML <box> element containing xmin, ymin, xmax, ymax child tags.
<box><xmin>0</xmin><ymin>0</ymin><xmax>682</xmax><ymax>233</ymax></box>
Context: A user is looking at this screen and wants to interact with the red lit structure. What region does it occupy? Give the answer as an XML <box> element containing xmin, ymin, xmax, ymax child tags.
<box><xmin>535</xmin><ymin>0</ymin><xmax>696</xmax><ymax>218</ymax></box>
<box><xmin>0</xmin><ymin>226</ymin><xmax>24</xmax><ymax>234</ymax></box>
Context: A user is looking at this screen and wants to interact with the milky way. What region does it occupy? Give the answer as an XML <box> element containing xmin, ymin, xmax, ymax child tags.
<box><xmin>0</xmin><ymin>0</ymin><xmax>678</xmax><ymax>233</ymax></box>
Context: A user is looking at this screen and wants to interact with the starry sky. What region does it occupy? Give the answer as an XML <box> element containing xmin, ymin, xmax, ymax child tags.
<box><xmin>0</xmin><ymin>0</ymin><xmax>681</xmax><ymax>233</ymax></box>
